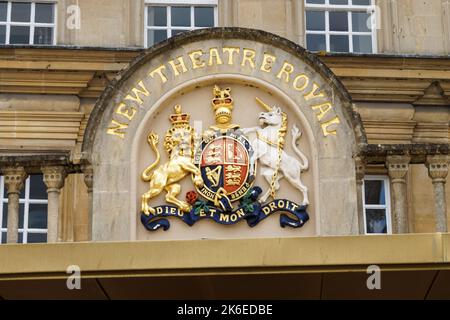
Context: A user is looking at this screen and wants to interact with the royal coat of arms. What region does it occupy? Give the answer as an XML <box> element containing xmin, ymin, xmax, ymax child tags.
<box><xmin>141</xmin><ymin>85</ymin><xmax>310</xmax><ymax>231</ymax></box>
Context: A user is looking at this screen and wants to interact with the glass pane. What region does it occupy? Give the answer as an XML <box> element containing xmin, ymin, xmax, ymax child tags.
<box><xmin>2</xmin><ymin>203</ymin><xmax>7</xmax><ymax>228</ymax></box>
<box><xmin>171</xmin><ymin>6</ymin><xmax>190</xmax><ymax>27</ymax></box>
<box><xmin>30</xmin><ymin>175</ymin><xmax>47</xmax><ymax>200</ymax></box>
<box><xmin>33</xmin><ymin>27</ymin><xmax>53</xmax><ymax>45</ymax></box>
<box><xmin>353</xmin><ymin>35</ymin><xmax>372</xmax><ymax>53</ymax></box>
<box><xmin>10</xmin><ymin>25</ymin><xmax>30</xmax><ymax>44</ymax></box>
<box><xmin>366</xmin><ymin>209</ymin><xmax>387</xmax><ymax>234</ymax></box>
<box><xmin>0</xmin><ymin>1</ymin><xmax>7</xmax><ymax>21</ymax></box>
<box><xmin>18</xmin><ymin>231</ymin><xmax>23</xmax><ymax>243</ymax></box>
<box><xmin>306</xmin><ymin>34</ymin><xmax>326</xmax><ymax>51</ymax></box>
<box><xmin>330</xmin><ymin>0</ymin><xmax>348</xmax><ymax>4</ymax></box>
<box><xmin>18</xmin><ymin>203</ymin><xmax>24</xmax><ymax>229</ymax></box>
<box><xmin>353</xmin><ymin>0</ymin><xmax>371</xmax><ymax>5</ymax></box>
<box><xmin>28</xmin><ymin>204</ymin><xmax>47</xmax><ymax>229</ymax></box>
<box><xmin>1</xmin><ymin>232</ymin><xmax>5</xmax><ymax>244</ymax></box>
<box><xmin>147</xmin><ymin>6</ymin><xmax>166</xmax><ymax>27</ymax></box>
<box><xmin>11</xmin><ymin>2</ymin><xmax>31</xmax><ymax>22</ymax></box>
<box><xmin>352</xmin><ymin>12</ymin><xmax>371</xmax><ymax>32</ymax></box>
<box><xmin>172</xmin><ymin>29</ymin><xmax>189</xmax><ymax>37</ymax></box>
<box><xmin>194</xmin><ymin>7</ymin><xmax>214</xmax><ymax>27</ymax></box>
<box><xmin>306</xmin><ymin>11</ymin><xmax>325</xmax><ymax>31</ymax></box>
<box><xmin>329</xmin><ymin>11</ymin><xmax>348</xmax><ymax>31</ymax></box>
<box><xmin>35</xmin><ymin>3</ymin><xmax>54</xmax><ymax>23</ymax></box>
<box><xmin>27</xmin><ymin>233</ymin><xmax>47</xmax><ymax>243</ymax></box>
<box><xmin>0</xmin><ymin>25</ymin><xmax>5</xmax><ymax>44</ymax></box>
<box><xmin>306</xmin><ymin>0</ymin><xmax>325</xmax><ymax>3</ymax></box>
<box><xmin>364</xmin><ymin>180</ymin><xmax>385</xmax><ymax>205</ymax></box>
<box><xmin>330</xmin><ymin>34</ymin><xmax>349</xmax><ymax>52</ymax></box>
<box><xmin>147</xmin><ymin>29</ymin><xmax>167</xmax><ymax>46</ymax></box>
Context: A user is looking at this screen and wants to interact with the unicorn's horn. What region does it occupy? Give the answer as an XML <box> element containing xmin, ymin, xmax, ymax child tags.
<box><xmin>255</xmin><ymin>97</ymin><xmax>272</xmax><ymax>112</ymax></box>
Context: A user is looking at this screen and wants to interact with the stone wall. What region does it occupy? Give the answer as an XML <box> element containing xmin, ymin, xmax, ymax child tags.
<box><xmin>50</xmin><ymin>0</ymin><xmax>450</xmax><ymax>55</ymax></box>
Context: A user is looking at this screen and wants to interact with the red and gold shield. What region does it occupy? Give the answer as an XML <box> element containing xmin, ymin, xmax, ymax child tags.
<box><xmin>196</xmin><ymin>133</ymin><xmax>256</xmax><ymax>202</ymax></box>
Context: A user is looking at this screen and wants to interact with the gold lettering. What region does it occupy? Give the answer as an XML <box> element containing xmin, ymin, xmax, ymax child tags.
<box><xmin>269</xmin><ymin>202</ymin><xmax>277</xmax><ymax>212</ymax></box>
<box><xmin>321</xmin><ymin>117</ymin><xmax>341</xmax><ymax>136</ymax></box>
<box><xmin>260</xmin><ymin>53</ymin><xmax>276</xmax><ymax>73</ymax></box>
<box><xmin>222</xmin><ymin>47</ymin><xmax>240</xmax><ymax>65</ymax></box>
<box><xmin>208</xmin><ymin>47</ymin><xmax>223</xmax><ymax>66</ymax></box>
<box><xmin>220</xmin><ymin>213</ymin><xmax>230</xmax><ymax>223</ymax></box>
<box><xmin>149</xmin><ymin>65</ymin><xmax>168</xmax><ymax>83</ymax></box>
<box><xmin>236</xmin><ymin>209</ymin><xmax>245</xmax><ymax>218</ymax></box>
<box><xmin>156</xmin><ymin>207</ymin><xmax>163</xmax><ymax>215</ymax></box>
<box><xmin>189</xmin><ymin>50</ymin><xmax>206</xmax><ymax>69</ymax></box>
<box><xmin>304</xmin><ymin>82</ymin><xmax>325</xmax><ymax>101</ymax></box>
<box><xmin>115</xmin><ymin>102</ymin><xmax>136</xmax><ymax>121</ymax></box>
<box><xmin>124</xmin><ymin>80</ymin><xmax>150</xmax><ymax>106</ymax></box>
<box><xmin>241</xmin><ymin>48</ymin><xmax>256</xmax><ymax>69</ymax></box>
<box><xmin>290</xmin><ymin>202</ymin><xmax>299</xmax><ymax>212</ymax></box>
<box><xmin>311</xmin><ymin>102</ymin><xmax>332</xmax><ymax>121</ymax></box>
<box><xmin>107</xmin><ymin>119</ymin><xmax>128</xmax><ymax>139</ymax></box>
<box><xmin>168</xmin><ymin>56</ymin><xmax>188</xmax><ymax>76</ymax></box>
<box><xmin>262</xmin><ymin>207</ymin><xmax>271</xmax><ymax>216</ymax></box>
<box><xmin>230</xmin><ymin>214</ymin><xmax>238</xmax><ymax>222</ymax></box>
<box><xmin>293</xmin><ymin>74</ymin><xmax>309</xmax><ymax>91</ymax></box>
<box><xmin>276</xmin><ymin>61</ymin><xmax>294</xmax><ymax>83</ymax></box>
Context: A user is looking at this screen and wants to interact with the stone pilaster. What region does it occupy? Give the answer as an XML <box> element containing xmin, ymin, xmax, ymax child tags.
<box><xmin>2</xmin><ymin>167</ymin><xmax>27</xmax><ymax>243</ymax></box>
<box><xmin>42</xmin><ymin>166</ymin><xmax>67</xmax><ymax>243</ymax></box>
<box><xmin>426</xmin><ymin>155</ymin><xmax>450</xmax><ymax>232</ymax></box>
<box><xmin>355</xmin><ymin>156</ymin><xmax>366</xmax><ymax>234</ymax></box>
<box><xmin>386</xmin><ymin>155</ymin><xmax>411</xmax><ymax>234</ymax></box>
<box><xmin>82</xmin><ymin>165</ymin><xmax>93</xmax><ymax>241</ymax></box>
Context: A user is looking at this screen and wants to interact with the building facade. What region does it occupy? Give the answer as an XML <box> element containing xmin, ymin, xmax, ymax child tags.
<box><xmin>0</xmin><ymin>0</ymin><xmax>450</xmax><ymax>299</ymax></box>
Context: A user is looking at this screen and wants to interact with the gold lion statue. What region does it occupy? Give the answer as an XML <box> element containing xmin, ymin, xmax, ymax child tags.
<box><xmin>141</xmin><ymin>105</ymin><xmax>204</xmax><ymax>215</ymax></box>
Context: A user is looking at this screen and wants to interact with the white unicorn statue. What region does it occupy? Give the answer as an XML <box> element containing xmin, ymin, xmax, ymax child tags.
<box><xmin>241</xmin><ymin>99</ymin><xmax>310</xmax><ymax>205</ymax></box>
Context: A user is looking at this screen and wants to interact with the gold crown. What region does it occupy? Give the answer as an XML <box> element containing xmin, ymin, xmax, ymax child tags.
<box><xmin>212</xmin><ymin>85</ymin><xmax>233</xmax><ymax>111</ymax></box>
<box><xmin>169</xmin><ymin>105</ymin><xmax>190</xmax><ymax>126</ymax></box>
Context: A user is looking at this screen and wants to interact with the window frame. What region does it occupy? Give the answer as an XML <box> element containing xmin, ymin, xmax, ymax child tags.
<box><xmin>304</xmin><ymin>0</ymin><xmax>377</xmax><ymax>53</ymax></box>
<box><xmin>362</xmin><ymin>175</ymin><xmax>392</xmax><ymax>235</ymax></box>
<box><xmin>0</xmin><ymin>175</ymin><xmax>48</xmax><ymax>244</ymax></box>
<box><xmin>0</xmin><ymin>1</ymin><xmax>57</xmax><ymax>45</ymax></box>
<box><xmin>144</xmin><ymin>0</ymin><xmax>218</xmax><ymax>48</ymax></box>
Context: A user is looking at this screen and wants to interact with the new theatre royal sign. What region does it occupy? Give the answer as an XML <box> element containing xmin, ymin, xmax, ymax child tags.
<box><xmin>83</xmin><ymin>28</ymin><xmax>365</xmax><ymax>241</ymax></box>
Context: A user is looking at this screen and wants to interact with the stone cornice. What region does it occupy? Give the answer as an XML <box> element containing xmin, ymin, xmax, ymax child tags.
<box><xmin>362</xmin><ymin>143</ymin><xmax>450</xmax><ymax>164</ymax></box>
<box><xmin>1</xmin><ymin>44</ymin><xmax>449</xmax><ymax>102</ymax></box>
<box><xmin>0</xmin><ymin>151</ymin><xmax>80</xmax><ymax>173</ymax></box>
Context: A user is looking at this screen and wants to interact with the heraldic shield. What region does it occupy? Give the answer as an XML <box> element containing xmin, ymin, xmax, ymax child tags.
<box><xmin>140</xmin><ymin>85</ymin><xmax>310</xmax><ymax>232</ymax></box>
<box><xmin>195</xmin><ymin>131</ymin><xmax>256</xmax><ymax>211</ymax></box>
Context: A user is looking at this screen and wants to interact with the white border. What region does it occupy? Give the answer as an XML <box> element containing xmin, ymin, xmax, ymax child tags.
<box><xmin>362</xmin><ymin>175</ymin><xmax>392</xmax><ymax>235</ymax></box>
<box><xmin>0</xmin><ymin>1</ymin><xmax>57</xmax><ymax>45</ymax></box>
<box><xmin>304</xmin><ymin>0</ymin><xmax>377</xmax><ymax>53</ymax></box>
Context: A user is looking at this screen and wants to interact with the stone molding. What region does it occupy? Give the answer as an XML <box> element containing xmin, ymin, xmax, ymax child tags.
<box><xmin>2</xmin><ymin>166</ymin><xmax>27</xmax><ymax>194</ymax></box>
<box><xmin>426</xmin><ymin>155</ymin><xmax>450</xmax><ymax>183</ymax></box>
<box><xmin>42</xmin><ymin>166</ymin><xmax>67</xmax><ymax>192</ymax></box>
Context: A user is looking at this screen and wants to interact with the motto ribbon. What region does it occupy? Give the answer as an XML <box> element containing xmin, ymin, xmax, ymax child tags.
<box><xmin>141</xmin><ymin>196</ymin><xmax>309</xmax><ymax>232</ymax></box>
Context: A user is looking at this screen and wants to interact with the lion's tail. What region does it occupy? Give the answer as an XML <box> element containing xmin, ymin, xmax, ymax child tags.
<box><xmin>141</xmin><ymin>132</ymin><xmax>160</xmax><ymax>182</ymax></box>
<box><xmin>291</xmin><ymin>125</ymin><xmax>309</xmax><ymax>171</ymax></box>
